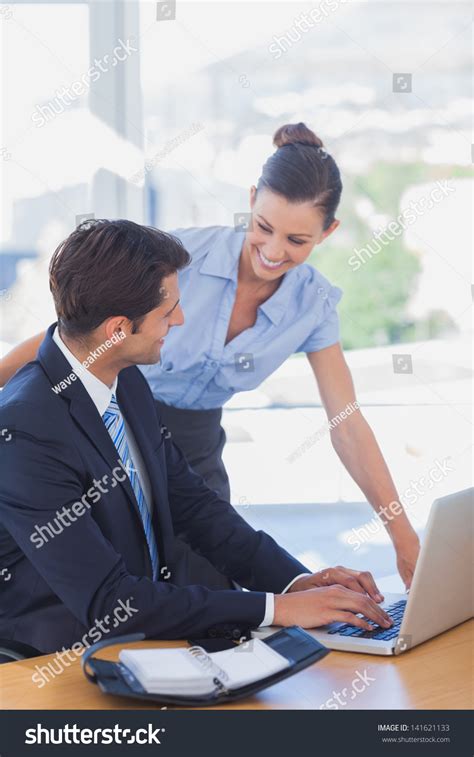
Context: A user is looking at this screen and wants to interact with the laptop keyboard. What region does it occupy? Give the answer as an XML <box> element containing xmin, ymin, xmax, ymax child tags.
<box><xmin>327</xmin><ymin>599</ymin><xmax>407</xmax><ymax>641</ymax></box>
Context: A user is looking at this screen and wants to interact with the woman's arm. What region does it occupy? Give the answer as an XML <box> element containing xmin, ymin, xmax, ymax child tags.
<box><xmin>0</xmin><ymin>332</ymin><xmax>46</xmax><ymax>387</ymax></box>
<box><xmin>307</xmin><ymin>343</ymin><xmax>420</xmax><ymax>589</ymax></box>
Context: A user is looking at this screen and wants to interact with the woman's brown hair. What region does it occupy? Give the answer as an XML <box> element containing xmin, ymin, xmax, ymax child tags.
<box><xmin>257</xmin><ymin>122</ymin><xmax>343</xmax><ymax>230</ymax></box>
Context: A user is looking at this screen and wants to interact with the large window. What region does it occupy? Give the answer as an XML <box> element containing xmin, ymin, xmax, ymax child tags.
<box><xmin>1</xmin><ymin>0</ymin><xmax>144</xmax><ymax>344</ymax></box>
<box><xmin>138</xmin><ymin>0</ymin><xmax>471</xmax><ymax>348</ymax></box>
<box><xmin>2</xmin><ymin>1</ymin><xmax>472</xmax><ymax>574</ymax></box>
<box><xmin>133</xmin><ymin>1</ymin><xmax>473</xmax><ymax>573</ymax></box>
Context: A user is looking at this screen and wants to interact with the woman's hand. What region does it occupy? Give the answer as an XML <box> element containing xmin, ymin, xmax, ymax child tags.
<box><xmin>307</xmin><ymin>345</ymin><xmax>422</xmax><ymax>593</ymax></box>
<box><xmin>289</xmin><ymin>566</ymin><xmax>384</xmax><ymax>602</ymax></box>
<box><xmin>393</xmin><ymin>528</ymin><xmax>420</xmax><ymax>589</ymax></box>
<box><xmin>0</xmin><ymin>332</ymin><xmax>45</xmax><ymax>387</ymax></box>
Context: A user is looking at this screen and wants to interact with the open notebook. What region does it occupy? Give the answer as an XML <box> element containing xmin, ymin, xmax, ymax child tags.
<box><xmin>118</xmin><ymin>639</ymin><xmax>290</xmax><ymax>697</ymax></box>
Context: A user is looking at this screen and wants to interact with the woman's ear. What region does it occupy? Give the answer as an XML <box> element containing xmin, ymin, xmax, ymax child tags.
<box><xmin>319</xmin><ymin>218</ymin><xmax>340</xmax><ymax>243</ymax></box>
<box><xmin>249</xmin><ymin>185</ymin><xmax>257</xmax><ymax>209</ymax></box>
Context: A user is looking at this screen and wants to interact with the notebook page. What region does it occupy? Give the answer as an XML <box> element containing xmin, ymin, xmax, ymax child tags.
<box><xmin>119</xmin><ymin>639</ymin><xmax>289</xmax><ymax>695</ymax></box>
<box><xmin>119</xmin><ymin>648</ymin><xmax>214</xmax><ymax>692</ymax></box>
<box><xmin>212</xmin><ymin>638</ymin><xmax>290</xmax><ymax>689</ymax></box>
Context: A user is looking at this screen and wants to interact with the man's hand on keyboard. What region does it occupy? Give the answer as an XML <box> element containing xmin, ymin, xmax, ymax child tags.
<box><xmin>274</xmin><ymin>585</ymin><xmax>394</xmax><ymax>631</ymax></box>
<box><xmin>288</xmin><ymin>566</ymin><xmax>384</xmax><ymax>603</ymax></box>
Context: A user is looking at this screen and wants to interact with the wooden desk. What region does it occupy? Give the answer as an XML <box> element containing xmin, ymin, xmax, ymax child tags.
<box><xmin>1</xmin><ymin>620</ymin><xmax>472</xmax><ymax>711</ymax></box>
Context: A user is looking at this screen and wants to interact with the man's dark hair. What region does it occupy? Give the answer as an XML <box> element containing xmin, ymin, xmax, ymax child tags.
<box><xmin>49</xmin><ymin>219</ymin><xmax>190</xmax><ymax>338</ymax></box>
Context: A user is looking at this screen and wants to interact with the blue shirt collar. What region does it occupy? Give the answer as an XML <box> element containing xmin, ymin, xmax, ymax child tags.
<box><xmin>199</xmin><ymin>227</ymin><xmax>242</xmax><ymax>281</ymax></box>
<box><xmin>199</xmin><ymin>227</ymin><xmax>300</xmax><ymax>326</ymax></box>
<box><xmin>259</xmin><ymin>270</ymin><xmax>299</xmax><ymax>326</ymax></box>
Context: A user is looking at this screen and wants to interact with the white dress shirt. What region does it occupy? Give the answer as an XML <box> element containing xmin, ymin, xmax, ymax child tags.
<box><xmin>52</xmin><ymin>327</ymin><xmax>310</xmax><ymax>625</ymax></box>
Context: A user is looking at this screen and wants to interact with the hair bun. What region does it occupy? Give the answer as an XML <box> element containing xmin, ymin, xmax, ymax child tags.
<box><xmin>273</xmin><ymin>122</ymin><xmax>323</xmax><ymax>150</ymax></box>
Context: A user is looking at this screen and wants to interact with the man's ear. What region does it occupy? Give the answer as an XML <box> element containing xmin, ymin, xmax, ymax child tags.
<box><xmin>104</xmin><ymin>316</ymin><xmax>129</xmax><ymax>341</ymax></box>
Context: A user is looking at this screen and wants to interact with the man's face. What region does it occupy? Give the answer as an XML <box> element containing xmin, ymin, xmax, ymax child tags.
<box><xmin>126</xmin><ymin>273</ymin><xmax>184</xmax><ymax>365</ymax></box>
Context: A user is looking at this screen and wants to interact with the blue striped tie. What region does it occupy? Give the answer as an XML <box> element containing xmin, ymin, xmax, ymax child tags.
<box><xmin>102</xmin><ymin>394</ymin><xmax>159</xmax><ymax>580</ymax></box>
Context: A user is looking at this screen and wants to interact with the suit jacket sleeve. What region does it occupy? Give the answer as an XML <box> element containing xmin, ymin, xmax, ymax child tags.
<box><xmin>0</xmin><ymin>402</ymin><xmax>271</xmax><ymax>641</ymax></box>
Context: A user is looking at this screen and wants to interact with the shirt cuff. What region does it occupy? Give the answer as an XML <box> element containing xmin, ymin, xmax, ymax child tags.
<box><xmin>258</xmin><ymin>573</ymin><xmax>312</xmax><ymax>627</ymax></box>
<box><xmin>258</xmin><ymin>593</ymin><xmax>275</xmax><ymax>627</ymax></box>
<box><xmin>281</xmin><ymin>572</ymin><xmax>312</xmax><ymax>594</ymax></box>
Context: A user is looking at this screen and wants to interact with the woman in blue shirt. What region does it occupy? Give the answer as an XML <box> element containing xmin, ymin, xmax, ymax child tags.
<box><xmin>0</xmin><ymin>123</ymin><xmax>420</xmax><ymax>591</ymax></box>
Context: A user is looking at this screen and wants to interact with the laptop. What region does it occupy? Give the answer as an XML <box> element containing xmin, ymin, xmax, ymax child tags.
<box><xmin>256</xmin><ymin>488</ymin><xmax>473</xmax><ymax>655</ymax></box>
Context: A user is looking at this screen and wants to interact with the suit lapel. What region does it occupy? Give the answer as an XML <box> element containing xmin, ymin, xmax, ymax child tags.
<box><xmin>38</xmin><ymin>325</ymin><xmax>148</xmax><ymax>531</ymax></box>
<box><xmin>38</xmin><ymin>325</ymin><xmax>172</xmax><ymax>573</ymax></box>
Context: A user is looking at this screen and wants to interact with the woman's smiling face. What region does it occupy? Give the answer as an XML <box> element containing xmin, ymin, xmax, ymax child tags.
<box><xmin>243</xmin><ymin>186</ymin><xmax>339</xmax><ymax>282</ymax></box>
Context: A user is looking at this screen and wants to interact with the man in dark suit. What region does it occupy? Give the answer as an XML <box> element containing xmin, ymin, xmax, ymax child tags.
<box><xmin>0</xmin><ymin>220</ymin><xmax>392</xmax><ymax>654</ymax></box>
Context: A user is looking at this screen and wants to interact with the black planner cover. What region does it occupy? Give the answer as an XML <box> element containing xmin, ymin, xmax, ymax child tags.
<box><xmin>81</xmin><ymin>627</ymin><xmax>330</xmax><ymax>707</ymax></box>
